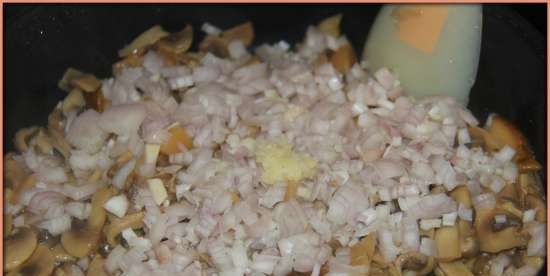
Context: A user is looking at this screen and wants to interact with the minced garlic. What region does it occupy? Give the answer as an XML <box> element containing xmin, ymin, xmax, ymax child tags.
<box><xmin>255</xmin><ymin>138</ymin><xmax>318</xmax><ymax>185</ymax></box>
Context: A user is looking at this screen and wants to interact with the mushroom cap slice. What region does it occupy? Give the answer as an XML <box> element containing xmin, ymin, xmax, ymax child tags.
<box><xmin>435</xmin><ymin>225</ymin><xmax>461</xmax><ymax>262</ymax></box>
<box><xmin>6</xmin><ymin>244</ymin><xmax>54</xmax><ymax>276</ymax></box>
<box><xmin>436</xmin><ymin>261</ymin><xmax>474</xmax><ymax>276</ymax></box>
<box><xmin>474</xmin><ymin>207</ymin><xmax>528</xmax><ymax>253</ymax></box>
<box><xmin>51</xmin><ymin>243</ymin><xmax>75</xmax><ymax>263</ymax></box>
<box><xmin>156</xmin><ymin>25</ymin><xmax>193</xmax><ymax>55</ymax></box>
<box><xmin>318</xmin><ymin>14</ymin><xmax>343</xmax><ymax>38</ymax></box>
<box><xmin>88</xmin><ymin>187</ymin><xmax>118</xmax><ymax>231</ymax></box>
<box><xmin>87</xmin><ymin>255</ymin><xmax>109</xmax><ymax>276</ymax></box>
<box><xmin>60</xmin><ymin>226</ymin><xmax>101</xmax><ymax>258</ymax></box>
<box><xmin>105</xmin><ymin>211</ymin><xmax>145</xmax><ymax>246</ymax></box>
<box><xmin>4</xmin><ymin>227</ymin><xmax>38</xmax><ymax>272</ymax></box>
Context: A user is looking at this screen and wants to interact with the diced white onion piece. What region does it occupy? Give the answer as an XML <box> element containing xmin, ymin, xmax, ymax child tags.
<box><xmin>494</xmin><ymin>214</ymin><xmax>507</xmax><ymax>224</ymax></box>
<box><xmin>458</xmin><ymin>203</ymin><xmax>473</xmax><ymax>221</ymax></box>
<box><xmin>442</xmin><ymin>212</ymin><xmax>457</xmax><ymax>226</ymax></box>
<box><xmin>420</xmin><ymin>219</ymin><xmax>442</xmax><ymax>230</ymax></box>
<box><xmin>144</xmin><ymin>143</ymin><xmax>160</xmax><ymax>164</ymax></box>
<box><xmin>457</xmin><ymin>128</ymin><xmax>471</xmax><ymax>145</ymax></box>
<box><xmin>104</xmin><ymin>195</ymin><xmax>129</xmax><ymax>218</ymax></box>
<box><xmin>494</xmin><ymin>145</ymin><xmax>516</xmax><ymax>163</ymax></box>
<box><xmin>148</xmin><ymin>178</ymin><xmax>168</xmax><ymax>205</ymax></box>
<box><xmin>419</xmin><ymin>237</ymin><xmax>437</xmax><ymax>257</ymax></box>
<box><xmin>522</xmin><ymin>209</ymin><xmax>536</xmax><ymax>223</ymax></box>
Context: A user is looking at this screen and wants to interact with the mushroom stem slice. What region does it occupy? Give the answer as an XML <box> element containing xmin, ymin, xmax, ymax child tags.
<box><xmin>88</xmin><ymin>187</ymin><xmax>118</xmax><ymax>231</ymax></box>
<box><xmin>6</xmin><ymin>244</ymin><xmax>55</xmax><ymax>276</ymax></box>
<box><xmin>105</xmin><ymin>211</ymin><xmax>145</xmax><ymax>246</ymax></box>
<box><xmin>87</xmin><ymin>255</ymin><xmax>109</xmax><ymax>276</ymax></box>
<box><xmin>60</xmin><ymin>226</ymin><xmax>101</xmax><ymax>258</ymax></box>
<box><xmin>450</xmin><ymin>185</ymin><xmax>472</xmax><ymax>208</ymax></box>
<box><xmin>435</xmin><ymin>225</ymin><xmax>461</xmax><ymax>262</ymax></box>
<box><xmin>526</xmin><ymin>195</ymin><xmax>546</xmax><ymax>222</ymax></box>
<box><xmin>437</xmin><ymin>261</ymin><xmax>474</xmax><ymax>276</ymax></box>
<box><xmin>4</xmin><ymin>227</ymin><xmax>38</xmax><ymax>272</ymax></box>
<box><xmin>350</xmin><ymin>233</ymin><xmax>376</xmax><ymax>267</ymax></box>
<box><xmin>474</xmin><ymin>208</ymin><xmax>528</xmax><ymax>253</ymax></box>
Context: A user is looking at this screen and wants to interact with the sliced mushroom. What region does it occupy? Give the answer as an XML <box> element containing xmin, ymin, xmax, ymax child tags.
<box><xmin>9</xmin><ymin>175</ymin><xmax>36</xmax><ymax>206</ymax></box>
<box><xmin>436</xmin><ymin>261</ymin><xmax>474</xmax><ymax>276</ymax></box>
<box><xmin>318</xmin><ymin>14</ymin><xmax>343</xmax><ymax>38</ymax></box>
<box><xmin>113</xmin><ymin>51</ymin><xmax>146</xmax><ymax>75</ymax></box>
<box><xmin>486</xmin><ymin>114</ymin><xmax>531</xmax><ymax>160</ymax></box>
<box><xmin>118</xmin><ymin>25</ymin><xmax>169</xmax><ymax>57</ymax></box>
<box><xmin>199</xmin><ymin>35</ymin><xmax>230</xmax><ymax>58</ymax></box>
<box><xmin>155</xmin><ymin>24</ymin><xmax>193</xmax><ymax>55</ymax></box>
<box><xmin>53</xmin><ymin>262</ymin><xmax>84</xmax><ymax>276</ymax></box>
<box><xmin>394</xmin><ymin>251</ymin><xmax>434</xmax><ymax>276</ymax></box>
<box><xmin>350</xmin><ymin>233</ymin><xmax>375</xmax><ymax>267</ymax></box>
<box><xmin>5</xmin><ymin>214</ymin><xmax>13</xmax><ymax>237</ymax></box>
<box><xmin>58</xmin><ymin>68</ymin><xmax>85</xmax><ymax>92</ymax></box>
<box><xmin>51</xmin><ymin>243</ymin><xmax>76</xmax><ymax>263</ymax></box>
<box><xmin>6</xmin><ymin>244</ymin><xmax>54</xmax><ymax>276</ymax></box>
<box><xmin>14</xmin><ymin>126</ymin><xmax>39</xmax><ymax>153</ymax></box>
<box><xmin>61</xmin><ymin>187</ymin><xmax>116</xmax><ymax>257</ymax></box>
<box><xmin>467</xmin><ymin>126</ymin><xmax>502</xmax><ymax>152</ymax></box>
<box><xmin>284</xmin><ymin>181</ymin><xmax>299</xmax><ymax>202</ymax></box>
<box><xmin>70</xmin><ymin>74</ymin><xmax>102</xmax><ymax>93</ymax></box>
<box><xmin>83</xmin><ymin>89</ymin><xmax>107</xmax><ymax>113</ymax></box>
<box><xmin>517</xmin><ymin>172</ymin><xmax>544</xmax><ymax>208</ymax></box>
<box><xmin>159</xmin><ymin>126</ymin><xmax>193</xmax><ymax>155</ymax></box>
<box><xmin>474</xmin><ymin>207</ymin><xmax>528</xmax><ymax>253</ymax></box>
<box><xmin>525</xmin><ymin>194</ymin><xmax>546</xmax><ymax>222</ymax></box>
<box><xmin>435</xmin><ymin>225</ymin><xmax>461</xmax><ymax>261</ymax></box>
<box><xmin>62</xmin><ymin>88</ymin><xmax>86</xmax><ymax>116</ymax></box>
<box><xmin>330</xmin><ymin>43</ymin><xmax>356</xmax><ymax>74</ymax></box>
<box><xmin>471</xmin><ymin>254</ymin><xmax>491</xmax><ymax>275</ymax></box>
<box><xmin>61</xmin><ymin>219</ymin><xmax>101</xmax><ymax>258</ymax></box>
<box><xmin>4</xmin><ymin>227</ymin><xmax>38</xmax><ymax>272</ymax></box>
<box><xmin>221</xmin><ymin>21</ymin><xmax>254</xmax><ymax>47</ymax></box>
<box><xmin>105</xmin><ymin>211</ymin><xmax>145</xmax><ymax>246</ymax></box>
<box><xmin>522</xmin><ymin>255</ymin><xmax>544</xmax><ymax>272</ymax></box>
<box><xmin>48</xmin><ymin>108</ymin><xmax>65</xmax><ymax>133</ymax></box>
<box><xmin>450</xmin><ymin>185</ymin><xmax>472</xmax><ymax>208</ymax></box>
<box><xmin>87</xmin><ymin>255</ymin><xmax>108</xmax><ymax>276</ymax></box>
<box><xmin>518</xmin><ymin>158</ymin><xmax>542</xmax><ymax>173</ymax></box>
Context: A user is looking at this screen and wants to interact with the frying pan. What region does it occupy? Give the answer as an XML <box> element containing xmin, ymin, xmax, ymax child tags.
<box><xmin>4</xmin><ymin>4</ymin><xmax>547</xmax><ymax>275</ymax></box>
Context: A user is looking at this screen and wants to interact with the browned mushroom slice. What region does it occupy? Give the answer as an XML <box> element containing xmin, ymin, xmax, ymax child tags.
<box><xmin>118</xmin><ymin>25</ymin><xmax>169</xmax><ymax>57</ymax></box>
<box><xmin>58</xmin><ymin>68</ymin><xmax>85</xmax><ymax>92</ymax></box>
<box><xmin>53</xmin><ymin>262</ymin><xmax>84</xmax><ymax>276</ymax></box>
<box><xmin>70</xmin><ymin>74</ymin><xmax>102</xmax><ymax>93</ymax></box>
<box><xmin>51</xmin><ymin>243</ymin><xmax>75</xmax><ymax>263</ymax></box>
<box><xmin>14</xmin><ymin>126</ymin><xmax>39</xmax><ymax>153</ymax></box>
<box><xmin>467</xmin><ymin>126</ymin><xmax>502</xmax><ymax>152</ymax></box>
<box><xmin>318</xmin><ymin>14</ymin><xmax>343</xmax><ymax>38</ymax></box>
<box><xmin>350</xmin><ymin>233</ymin><xmax>375</xmax><ymax>267</ymax></box>
<box><xmin>199</xmin><ymin>35</ymin><xmax>230</xmax><ymax>58</ymax></box>
<box><xmin>62</xmin><ymin>88</ymin><xmax>86</xmax><ymax>116</ymax></box>
<box><xmin>486</xmin><ymin>115</ymin><xmax>531</xmax><ymax>160</ymax></box>
<box><xmin>60</xmin><ymin>224</ymin><xmax>101</xmax><ymax>258</ymax></box>
<box><xmin>113</xmin><ymin>51</ymin><xmax>146</xmax><ymax>75</ymax></box>
<box><xmin>87</xmin><ymin>255</ymin><xmax>109</xmax><ymax>276</ymax></box>
<box><xmin>105</xmin><ymin>211</ymin><xmax>145</xmax><ymax>246</ymax></box>
<box><xmin>518</xmin><ymin>158</ymin><xmax>542</xmax><ymax>173</ymax></box>
<box><xmin>471</xmin><ymin>254</ymin><xmax>491</xmax><ymax>275</ymax></box>
<box><xmin>7</xmin><ymin>244</ymin><xmax>55</xmax><ymax>276</ymax></box>
<box><xmin>474</xmin><ymin>207</ymin><xmax>528</xmax><ymax>253</ymax></box>
<box><xmin>394</xmin><ymin>251</ymin><xmax>435</xmax><ymax>276</ymax></box>
<box><xmin>449</xmin><ymin>185</ymin><xmax>472</xmax><ymax>208</ymax></box>
<box><xmin>83</xmin><ymin>89</ymin><xmax>107</xmax><ymax>113</ymax></box>
<box><xmin>435</xmin><ymin>225</ymin><xmax>461</xmax><ymax>262</ymax></box>
<box><xmin>156</xmin><ymin>24</ymin><xmax>193</xmax><ymax>55</ymax></box>
<box><xmin>526</xmin><ymin>194</ymin><xmax>546</xmax><ymax>222</ymax></box>
<box><xmin>436</xmin><ymin>261</ymin><xmax>474</xmax><ymax>276</ymax></box>
<box><xmin>330</xmin><ymin>43</ymin><xmax>357</xmax><ymax>74</ymax></box>
<box><xmin>496</xmin><ymin>198</ymin><xmax>523</xmax><ymax>219</ymax></box>
<box><xmin>4</xmin><ymin>214</ymin><xmax>13</xmax><ymax>238</ymax></box>
<box><xmin>4</xmin><ymin>227</ymin><xmax>38</xmax><ymax>272</ymax></box>
<box><xmin>9</xmin><ymin>175</ymin><xmax>36</xmax><ymax>205</ymax></box>
<box><xmin>522</xmin><ymin>255</ymin><xmax>545</xmax><ymax>272</ymax></box>
<box><xmin>61</xmin><ymin>187</ymin><xmax>116</xmax><ymax>258</ymax></box>
<box><xmin>221</xmin><ymin>21</ymin><xmax>254</xmax><ymax>47</ymax></box>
